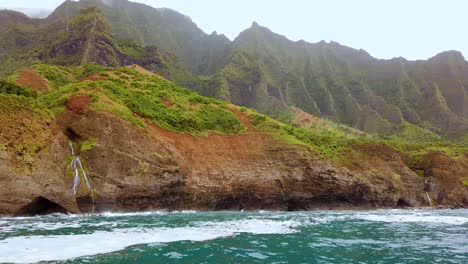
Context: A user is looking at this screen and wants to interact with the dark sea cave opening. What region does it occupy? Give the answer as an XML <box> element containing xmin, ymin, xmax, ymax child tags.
<box><xmin>15</xmin><ymin>196</ymin><xmax>69</xmax><ymax>216</ymax></box>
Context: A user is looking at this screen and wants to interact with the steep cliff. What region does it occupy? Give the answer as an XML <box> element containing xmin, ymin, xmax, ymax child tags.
<box><xmin>0</xmin><ymin>65</ymin><xmax>466</xmax><ymax>215</ymax></box>
<box><xmin>0</xmin><ymin>7</ymin><xmax>175</xmax><ymax>78</ymax></box>
<box><xmin>50</xmin><ymin>0</ymin><xmax>232</xmax><ymax>75</ymax></box>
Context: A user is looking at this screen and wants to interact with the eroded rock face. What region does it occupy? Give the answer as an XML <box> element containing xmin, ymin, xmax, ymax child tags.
<box><xmin>0</xmin><ymin>131</ymin><xmax>80</xmax><ymax>215</ymax></box>
<box><xmin>423</xmin><ymin>153</ymin><xmax>468</xmax><ymax>207</ymax></box>
<box><xmin>0</xmin><ymin>109</ymin><xmax>467</xmax><ymax>215</ymax></box>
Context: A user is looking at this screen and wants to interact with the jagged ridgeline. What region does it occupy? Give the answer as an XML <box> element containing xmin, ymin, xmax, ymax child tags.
<box><xmin>1</xmin><ymin>0</ymin><xmax>467</xmax><ymax>143</ymax></box>
<box><xmin>0</xmin><ymin>6</ymin><xmax>178</xmax><ymax>78</ymax></box>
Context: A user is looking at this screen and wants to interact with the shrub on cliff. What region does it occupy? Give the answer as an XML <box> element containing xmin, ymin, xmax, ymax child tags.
<box><xmin>0</xmin><ymin>79</ymin><xmax>37</xmax><ymax>98</ymax></box>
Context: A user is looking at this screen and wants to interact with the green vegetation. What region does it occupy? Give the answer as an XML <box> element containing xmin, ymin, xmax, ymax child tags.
<box><xmin>0</xmin><ymin>94</ymin><xmax>53</xmax><ymax>173</ymax></box>
<box><xmin>249</xmin><ymin>110</ymin><xmax>467</xmax><ymax>163</ymax></box>
<box><xmin>97</xmin><ymin>67</ymin><xmax>242</xmax><ymax>134</ymax></box>
<box><xmin>33</xmin><ymin>65</ymin><xmax>74</xmax><ymax>88</ymax></box>
<box><xmin>1</xmin><ymin>1</ymin><xmax>467</xmax><ymax>143</ymax></box>
<box><xmin>0</xmin><ymin>93</ymin><xmax>48</xmax><ymax>115</ymax></box>
<box><xmin>0</xmin><ymin>79</ymin><xmax>37</xmax><ymax>98</ymax></box>
<box><xmin>13</xmin><ymin>64</ymin><xmax>243</xmax><ymax>135</ymax></box>
<box><xmin>250</xmin><ymin>112</ymin><xmax>358</xmax><ymax>161</ymax></box>
<box><xmin>94</xmin><ymin>99</ymin><xmax>146</xmax><ymax>128</ymax></box>
<box><xmin>387</xmin><ymin>140</ymin><xmax>467</xmax><ymax>164</ymax></box>
<box><xmin>378</xmin><ymin>122</ymin><xmax>442</xmax><ymax>143</ymax></box>
<box><xmin>80</xmin><ymin>138</ymin><xmax>98</xmax><ymax>152</ymax></box>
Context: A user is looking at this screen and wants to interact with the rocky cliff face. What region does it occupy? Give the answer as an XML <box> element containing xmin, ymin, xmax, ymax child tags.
<box><xmin>1</xmin><ymin>98</ymin><xmax>466</xmax><ymax>215</ymax></box>
<box><xmin>50</xmin><ymin>0</ymin><xmax>233</xmax><ymax>75</ymax></box>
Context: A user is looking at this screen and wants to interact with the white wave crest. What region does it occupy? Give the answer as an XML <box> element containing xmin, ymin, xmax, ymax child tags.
<box><xmin>0</xmin><ymin>219</ymin><xmax>297</xmax><ymax>263</ymax></box>
<box><xmin>356</xmin><ymin>214</ymin><xmax>468</xmax><ymax>225</ymax></box>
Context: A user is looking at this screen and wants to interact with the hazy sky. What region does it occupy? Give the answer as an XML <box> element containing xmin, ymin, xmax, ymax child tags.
<box><xmin>1</xmin><ymin>0</ymin><xmax>466</xmax><ymax>60</ymax></box>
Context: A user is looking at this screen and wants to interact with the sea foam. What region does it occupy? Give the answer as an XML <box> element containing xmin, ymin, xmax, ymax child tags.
<box><xmin>355</xmin><ymin>214</ymin><xmax>468</xmax><ymax>225</ymax></box>
<box><xmin>0</xmin><ymin>219</ymin><xmax>297</xmax><ymax>263</ymax></box>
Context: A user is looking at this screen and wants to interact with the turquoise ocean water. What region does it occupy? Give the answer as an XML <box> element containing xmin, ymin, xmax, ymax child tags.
<box><xmin>0</xmin><ymin>209</ymin><xmax>467</xmax><ymax>263</ymax></box>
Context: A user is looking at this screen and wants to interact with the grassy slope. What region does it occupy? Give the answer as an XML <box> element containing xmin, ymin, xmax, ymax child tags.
<box><xmin>248</xmin><ymin>109</ymin><xmax>467</xmax><ymax>166</ymax></box>
<box><xmin>24</xmin><ymin>64</ymin><xmax>243</xmax><ymax>135</ymax></box>
<box><xmin>0</xmin><ymin>93</ymin><xmax>53</xmax><ymax>172</ymax></box>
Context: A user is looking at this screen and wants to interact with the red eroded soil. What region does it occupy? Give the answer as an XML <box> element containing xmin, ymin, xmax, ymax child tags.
<box><xmin>66</xmin><ymin>95</ymin><xmax>92</xmax><ymax>115</ymax></box>
<box><xmin>146</xmin><ymin>110</ymin><xmax>283</xmax><ymax>181</ymax></box>
<box><xmin>129</xmin><ymin>64</ymin><xmax>156</xmax><ymax>76</ymax></box>
<box><xmin>16</xmin><ymin>69</ymin><xmax>48</xmax><ymax>91</ymax></box>
<box><xmin>161</xmin><ymin>99</ymin><xmax>174</xmax><ymax>108</ymax></box>
<box><xmin>292</xmin><ymin>107</ymin><xmax>320</xmax><ymax>126</ymax></box>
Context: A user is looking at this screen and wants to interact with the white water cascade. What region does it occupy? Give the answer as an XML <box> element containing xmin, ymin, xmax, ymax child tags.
<box><xmin>69</xmin><ymin>141</ymin><xmax>95</xmax><ymax>212</ymax></box>
<box><xmin>424</xmin><ymin>178</ymin><xmax>433</xmax><ymax>207</ymax></box>
<box><xmin>425</xmin><ymin>192</ymin><xmax>433</xmax><ymax>207</ymax></box>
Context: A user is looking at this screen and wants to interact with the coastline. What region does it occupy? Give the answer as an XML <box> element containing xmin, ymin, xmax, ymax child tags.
<box><xmin>1</xmin><ymin>205</ymin><xmax>466</xmax><ymax>218</ymax></box>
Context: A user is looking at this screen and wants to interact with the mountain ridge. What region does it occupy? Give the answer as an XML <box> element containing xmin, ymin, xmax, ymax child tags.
<box><xmin>1</xmin><ymin>0</ymin><xmax>467</xmax><ymax>141</ymax></box>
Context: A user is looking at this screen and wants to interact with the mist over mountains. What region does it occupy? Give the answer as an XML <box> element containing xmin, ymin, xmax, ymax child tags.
<box><xmin>0</xmin><ymin>7</ymin><xmax>52</xmax><ymax>18</ymax></box>
<box><xmin>1</xmin><ymin>0</ymin><xmax>467</xmax><ymax>142</ymax></box>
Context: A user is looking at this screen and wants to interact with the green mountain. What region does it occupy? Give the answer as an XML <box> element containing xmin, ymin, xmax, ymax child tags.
<box><xmin>0</xmin><ymin>7</ymin><xmax>179</xmax><ymax>79</ymax></box>
<box><xmin>48</xmin><ymin>0</ymin><xmax>467</xmax><ymax>141</ymax></box>
<box><xmin>49</xmin><ymin>0</ymin><xmax>232</xmax><ymax>75</ymax></box>
<box><xmin>1</xmin><ymin>0</ymin><xmax>467</xmax><ymax>142</ymax></box>
<box><xmin>0</xmin><ymin>7</ymin><xmax>120</xmax><ymax>73</ymax></box>
<box><xmin>209</xmin><ymin>23</ymin><xmax>468</xmax><ymax>140</ymax></box>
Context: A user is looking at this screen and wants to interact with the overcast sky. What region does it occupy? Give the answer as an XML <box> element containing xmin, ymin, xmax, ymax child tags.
<box><xmin>1</xmin><ymin>0</ymin><xmax>466</xmax><ymax>60</ymax></box>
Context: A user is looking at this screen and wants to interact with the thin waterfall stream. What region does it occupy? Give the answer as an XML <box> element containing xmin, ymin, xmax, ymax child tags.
<box><xmin>69</xmin><ymin>141</ymin><xmax>95</xmax><ymax>212</ymax></box>
<box><xmin>424</xmin><ymin>178</ymin><xmax>433</xmax><ymax>207</ymax></box>
<box><xmin>425</xmin><ymin>192</ymin><xmax>433</xmax><ymax>207</ymax></box>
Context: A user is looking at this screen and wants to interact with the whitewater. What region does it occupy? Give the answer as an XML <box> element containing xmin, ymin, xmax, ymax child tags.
<box><xmin>0</xmin><ymin>209</ymin><xmax>467</xmax><ymax>263</ymax></box>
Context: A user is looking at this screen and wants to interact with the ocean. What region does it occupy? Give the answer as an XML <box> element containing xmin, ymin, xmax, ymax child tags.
<box><xmin>0</xmin><ymin>209</ymin><xmax>467</xmax><ymax>263</ymax></box>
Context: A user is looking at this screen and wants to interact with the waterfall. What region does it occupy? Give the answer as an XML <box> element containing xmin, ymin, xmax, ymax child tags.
<box><xmin>424</xmin><ymin>178</ymin><xmax>432</xmax><ymax>207</ymax></box>
<box><xmin>425</xmin><ymin>192</ymin><xmax>433</xmax><ymax>207</ymax></box>
<box><xmin>71</xmin><ymin>158</ymin><xmax>80</xmax><ymax>194</ymax></box>
<box><xmin>68</xmin><ymin>141</ymin><xmax>95</xmax><ymax>212</ymax></box>
<box><xmin>69</xmin><ymin>141</ymin><xmax>75</xmax><ymax>156</ymax></box>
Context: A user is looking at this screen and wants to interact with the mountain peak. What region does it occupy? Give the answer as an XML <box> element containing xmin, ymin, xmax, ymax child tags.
<box><xmin>249</xmin><ymin>21</ymin><xmax>270</xmax><ymax>32</ymax></box>
<box><xmin>430</xmin><ymin>50</ymin><xmax>465</xmax><ymax>62</ymax></box>
<box><xmin>44</xmin><ymin>6</ymin><xmax>123</xmax><ymax>66</ymax></box>
<box><xmin>0</xmin><ymin>9</ymin><xmax>32</xmax><ymax>23</ymax></box>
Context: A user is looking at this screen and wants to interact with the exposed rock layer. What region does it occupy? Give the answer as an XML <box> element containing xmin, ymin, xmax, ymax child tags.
<box><xmin>1</xmin><ymin>107</ymin><xmax>466</xmax><ymax>215</ymax></box>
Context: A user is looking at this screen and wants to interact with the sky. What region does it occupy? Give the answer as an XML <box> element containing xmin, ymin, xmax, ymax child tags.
<box><xmin>1</xmin><ymin>0</ymin><xmax>467</xmax><ymax>60</ymax></box>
